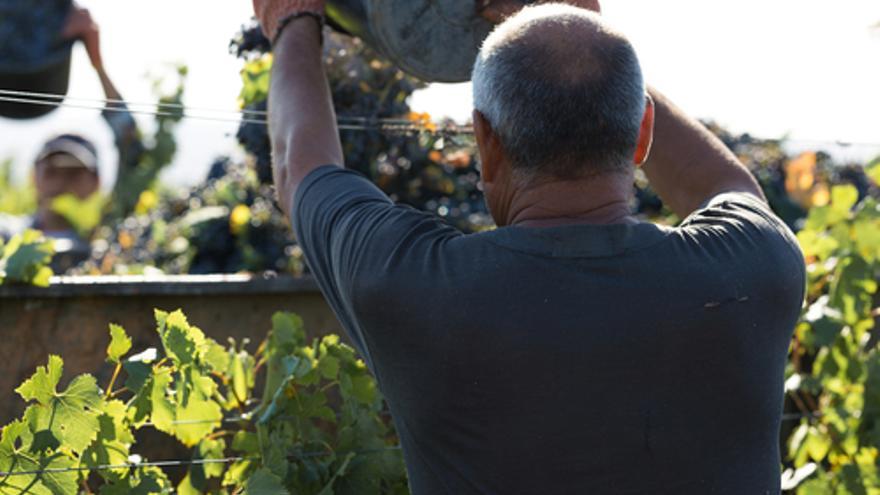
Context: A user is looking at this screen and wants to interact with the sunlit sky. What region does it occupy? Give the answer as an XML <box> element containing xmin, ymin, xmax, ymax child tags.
<box><xmin>1</xmin><ymin>0</ymin><xmax>878</xmax><ymax>189</ymax></box>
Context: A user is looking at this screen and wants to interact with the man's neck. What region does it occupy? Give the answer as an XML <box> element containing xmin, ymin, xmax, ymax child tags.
<box><xmin>507</xmin><ymin>174</ymin><xmax>637</xmax><ymax>227</ymax></box>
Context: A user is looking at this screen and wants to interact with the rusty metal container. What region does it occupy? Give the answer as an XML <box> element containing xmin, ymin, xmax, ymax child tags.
<box><xmin>326</xmin><ymin>0</ymin><xmax>494</xmax><ymax>82</ymax></box>
<box><xmin>0</xmin><ymin>275</ymin><xmax>344</xmax><ymax>424</ymax></box>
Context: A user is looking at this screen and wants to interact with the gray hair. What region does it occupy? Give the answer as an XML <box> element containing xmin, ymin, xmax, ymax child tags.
<box><xmin>472</xmin><ymin>4</ymin><xmax>646</xmax><ymax>183</ymax></box>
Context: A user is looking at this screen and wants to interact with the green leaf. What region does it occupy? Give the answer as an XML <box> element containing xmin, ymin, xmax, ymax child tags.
<box><xmin>231</xmin><ymin>431</ymin><xmax>259</xmax><ymax>454</ymax></box>
<box><xmin>0</xmin><ymin>418</ymin><xmax>78</xmax><ymax>495</ymax></box>
<box><xmin>350</xmin><ymin>375</ymin><xmax>377</xmax><ymax>406</ymax></box>
<box><xmin>244</xmin><ymin>468</ymin><xmax>289</xmax><ymax>495</ymax></box>
<box><xmin>156</xmin><ymin>310</ymin><xmax>203</xmax><ymax>365</ymax></box>
<box><xmin>202</xmin><ymin>340</ymin><xmax>230</xmax><ymax>372</ymax></box>
<box><xmin>804</xmin><ymin>427</ymin><xmax>831</xmax><ymax>462</ymax></box>
<box><xmin>810</xmin><ymin>317</ymin><xmax>843</xmax><ymax>348</ymax></box>
<box><xmin>271</xmin><ymin>312</ymin><xmax>305</xmax><ymax>352</ymax></box>
<box><xmin>866</xmin><ymin>159</ymin><xmax>880</xmax><ymax>186</ymax></box>
<box><xmin>50</xmin><ymin>192</ymin><xmax>106</xmax><ymax>237</ymax></box>
<box><xmin>122</xmin><ymin>360</ymin><xmax>152</xmax><ymax>395</ymax></box>
<box><xmin>319</xmin><ymin>355</ymin><xmax>340</xmax><ymax>381</ymax></box>
<box><xmin>174</xmin><ymin>395</ymin><xmax>223</xmax><ymax>447</ymax></box>
<box><xmin>82</xmin><ymin>400</ymin><xmax>134</xmax><ymax>480</ymax></box>
<box><xmin>16</xmin><ymin>355</ymin><xmax>64</xmax><ymax>404</ymax></box>
<box><xmin>98</xmin><ymin>466</ymin><xmax>170</xmax><ymax>495</ymax></box>
<box><xmin>831</xmin><ymin>185</ymin><xmax>859</xmax><ymax>215</ymax></box>
<box><xmin>0</xmin><ymin>230</ymin><xmax>54</xmax><ymax>287</ymax></box>
<box><xmin>148</xmin><ymin>367</ymin><xmax>223</xmax><ymax>447</ymax></box>
<box><xmin>15</xmin><ymin>357</ymin><xmax>102</xmax><ymax>453</ymax></box>
<box><xmin>107</xmin><ymin>324</ymin><xmax>133</xmax><ymax>363</ymax></box>
<box><xmin>317</xmin><ymin>452</ymin><xmax>356</xmax><ymax>495</ymax></box>
<box><xmin>22</xmin><ymin>375</ymin><xmax>103</xmax><ymax>455</ymax></box>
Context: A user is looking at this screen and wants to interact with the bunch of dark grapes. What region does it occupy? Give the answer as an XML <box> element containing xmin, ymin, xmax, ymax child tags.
<box><xmin>230</xmin><ymin>24</ymin><xmax>494</xmax><ymax>233</ymax></box>
<box><xmin>236</xmin><ymin>100</ymin><xmax>273</xmax><ymax>183</ymax></box>
<box><xmin>229</xmin><ymin>21</ymin><xmax>272</xmax><ymax>59</ymax></box>
<box><xmin>69</xmin><ymin>160</ymin><xmax>302</xmax><ymax>276</ymax></box>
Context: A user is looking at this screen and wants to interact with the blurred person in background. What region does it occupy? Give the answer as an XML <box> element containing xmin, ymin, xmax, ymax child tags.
<box><xmin>0</xmin><ymin>5</ymin><xmax>142</xmax><ymax>269</ymax></box>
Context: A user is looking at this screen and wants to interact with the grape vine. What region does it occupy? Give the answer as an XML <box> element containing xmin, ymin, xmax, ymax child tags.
<box><xmin>0</xmin><ymin>310</ymin><xmax>406</xmax><ymax>494</ymax></box>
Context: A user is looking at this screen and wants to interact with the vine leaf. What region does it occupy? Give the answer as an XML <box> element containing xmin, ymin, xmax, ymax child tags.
<box><xmin>15</xmin><ymin>356</ymin><xmax>102</xmax><ymax>455</ymax></box>
<box><xmin>107</xmin><ymin>324</ymin><xmax>133</xmax><ymax>364</ymax></box>
<box><xmin>148</xmin><ymin>368</ymin><xmax>222</xmax><ymax>447</ymax></box>
<box><xmin>0</xmin><ymin>230</ymin><xmax>54</xmax><ymax>287</ymax></box>
<box><xmin>243</xmin><ymin>468</ymin><xmax>289</xmax><ymax>495</ymax></box>
<box><xmin>0</xmin><ymin>419</ymin><xmax>78</xmax><ymax>495</ymax></box>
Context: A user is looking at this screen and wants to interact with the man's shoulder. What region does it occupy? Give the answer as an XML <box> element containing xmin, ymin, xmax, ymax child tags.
<box><xmin>681</xmin><ymin>191</ymin><xmax>799</xmax><ymax>248</ymax></box>
<box><xmin>676</xmin><ymin>190</ymin><xmax>806</xmax><ymax>286</ymax></box>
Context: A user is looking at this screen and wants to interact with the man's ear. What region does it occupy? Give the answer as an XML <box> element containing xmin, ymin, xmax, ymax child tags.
<box><xmin>473</xmin><ymin>109</ymin><xmax>502</xmax><ymax>183</ymax></box>
<box><xmin>634</xmin><ymin>94</ymin><xmax>655</xmax><ymax>167</ymax></box>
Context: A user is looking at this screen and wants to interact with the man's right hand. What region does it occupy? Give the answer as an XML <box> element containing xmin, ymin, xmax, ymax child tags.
<box><xmin>479</xmin><ymin>0</ymin><xmax>601</xmax><ymax>24</ymax></box>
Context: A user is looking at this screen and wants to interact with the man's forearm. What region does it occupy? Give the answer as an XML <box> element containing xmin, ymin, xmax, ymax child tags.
<box><xmin>641</xmin><ymin>88</ymin><xmax>765</xmax><ymax>218</ymax></box>
<box><xmin>269</xmin><ymin>18</ymin><xmax>344</xmax><ymax>217</ymax></box>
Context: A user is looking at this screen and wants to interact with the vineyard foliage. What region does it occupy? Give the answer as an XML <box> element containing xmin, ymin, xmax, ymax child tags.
<box><xmin>0</xmin><ymin>229</ymin><xmax>54</xmax><ymax>287</ymax></box>
<box><xmin>0</xmin><ymin>311</ymin><xmax>406</xmax><ymax>494</ymax></box>
<box><xmin>781</xmin><ymin>161</ymin><xmax>880</xmax><ymax>492</ymax></box>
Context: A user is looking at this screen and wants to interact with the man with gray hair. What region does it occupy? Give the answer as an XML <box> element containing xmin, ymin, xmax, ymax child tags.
<box><xmin>254</xmin><ymin>0</ymin><xmax>805</xmax><ymax>492</ymax></box>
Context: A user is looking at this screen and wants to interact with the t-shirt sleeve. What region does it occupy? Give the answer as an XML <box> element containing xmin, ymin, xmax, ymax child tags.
<box><xmin>291</xmin><ymin>165</ymin><xmax>462</xmax><ymax>365</ymax></box>
<box><xmin>679</xmin><ymin>191</ymin><xmax>806</xmax><ymax>308</ymax></box>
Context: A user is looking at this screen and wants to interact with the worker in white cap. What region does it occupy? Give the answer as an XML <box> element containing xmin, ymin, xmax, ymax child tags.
<box><xmin>0</xmin><ymin>6</ymin><xmax>141</xmax><ymax>269</ymax></box>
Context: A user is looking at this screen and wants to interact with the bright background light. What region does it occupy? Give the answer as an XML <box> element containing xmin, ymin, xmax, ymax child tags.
<box><xmin>1</xmin><ymin>0</ymin><xmax>878</xmax><ymax>189</ymax></box>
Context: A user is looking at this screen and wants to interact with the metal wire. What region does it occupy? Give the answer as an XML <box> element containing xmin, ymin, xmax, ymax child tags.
<box><xmin>0</xmin><ymin>89</ymin><xmax>472</xmax><ymax>134</ymax></box>
<box><xmin>0</xmin><ymin>457</ymin><xmax>249</xmax><ymax>477</ymax></box>
<box><xmin>0</xmin><ymin>447</ymin><xmax>403</xmax><ymax>477</ymax></box>
<box><xmin>1</xmin><ymin>88</ymin><xmax>875</xmax><ymax>148</ymax></box>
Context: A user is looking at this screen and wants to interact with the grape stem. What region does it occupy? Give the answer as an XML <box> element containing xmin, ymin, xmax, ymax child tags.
<box><xmin>105</xmin><ymin>362</ymin><xmax>122</xmax><ymax>399</ymax></box>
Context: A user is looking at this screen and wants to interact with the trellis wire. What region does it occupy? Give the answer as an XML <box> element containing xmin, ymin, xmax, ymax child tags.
<box><xmin>0</xmin><ymin>88</ymin><xmax>422</xmax><ymax>125</ymax></box>
<box><xmin>0</xmin><ymin>90</ymin><xmax>474</xmax><ymax>135</ymax></box>
<box><xmin>0</xmin><ymin>457</ymin><xmax>249</xmax><ymax>477</ymax></box>
<box><xmin>0</xmin><ymin>446</ymin><xmax>403</xmax><ymax>477</ymax></box>
<box><xmin>1</xmin><ymin>89</ymin><xmax>874</xmax><ymax>149</ymax></box>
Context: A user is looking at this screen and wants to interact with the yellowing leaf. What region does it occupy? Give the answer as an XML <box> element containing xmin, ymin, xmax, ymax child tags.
<box><xmin>810</xmin><ymin>184</ymin><xmax>830</xmax><ymax>207</ymax></box>
<box><xmin>785</xmin><ymin>152</ymin><xmax>817</xmax><ymax>195</ymax></box>
<box><xmin>107</xmin><ymin>324</ymin><xmax>133</xmax><ymax>363</ymax></box>
<box><xmin>830</xmin><ymin>184</ymin><xmax>859</xmax><ymax>214</ymax></box>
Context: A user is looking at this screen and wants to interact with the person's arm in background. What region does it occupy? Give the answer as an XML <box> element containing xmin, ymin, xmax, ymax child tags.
<box><xmin>253</xmin><ymin>0</ymin><xmax>343</xmax><ymax>219</ymax></box>
<box><xmin>640</xmin><ymin>88</ymin><xmax>765</xmax><ymax>218</ymax></box>
<box><xmin>62</xmin><ymin>6</ymin><xmax>144</xmax><ymax>179</ymax></box>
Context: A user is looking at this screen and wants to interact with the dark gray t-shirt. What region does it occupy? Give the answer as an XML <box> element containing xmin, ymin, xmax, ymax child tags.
<box><xmin>293</xmin><ymin>165</ymin><xmax>805</xmax><ymax>495</ymax></box>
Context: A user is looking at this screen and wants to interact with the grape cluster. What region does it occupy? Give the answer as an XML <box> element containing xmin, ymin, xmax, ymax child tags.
<box><xmin>231</xmin><ymin>25</ymin><xmax>494</xmax><ymax>233</ymax></box>
<box><xmin>69</xmin><ymin>161</ymin><xmax>303</xmax><ymax>277</ymax></box>
<box><xmin>235</xmin><ymin>100</ymin><xmax>273</xmax><ymax>184</ymax></box>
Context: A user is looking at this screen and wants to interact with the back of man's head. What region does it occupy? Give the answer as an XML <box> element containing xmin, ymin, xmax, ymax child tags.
<box><xmin>472</xmin><ymin>4</ymin><xmax>646</xmax><ymax>183</ymax></box>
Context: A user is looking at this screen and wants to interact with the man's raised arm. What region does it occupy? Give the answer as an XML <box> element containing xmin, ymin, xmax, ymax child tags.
<box><xmin>640</xmin><ymin>88</ymin><xmax>765</xmax><ymax>218</ymax></box>
<box><xmin>254</xmin><ymin>0</ymin><xmax>344</xmax><ymax>218</ymax></box>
